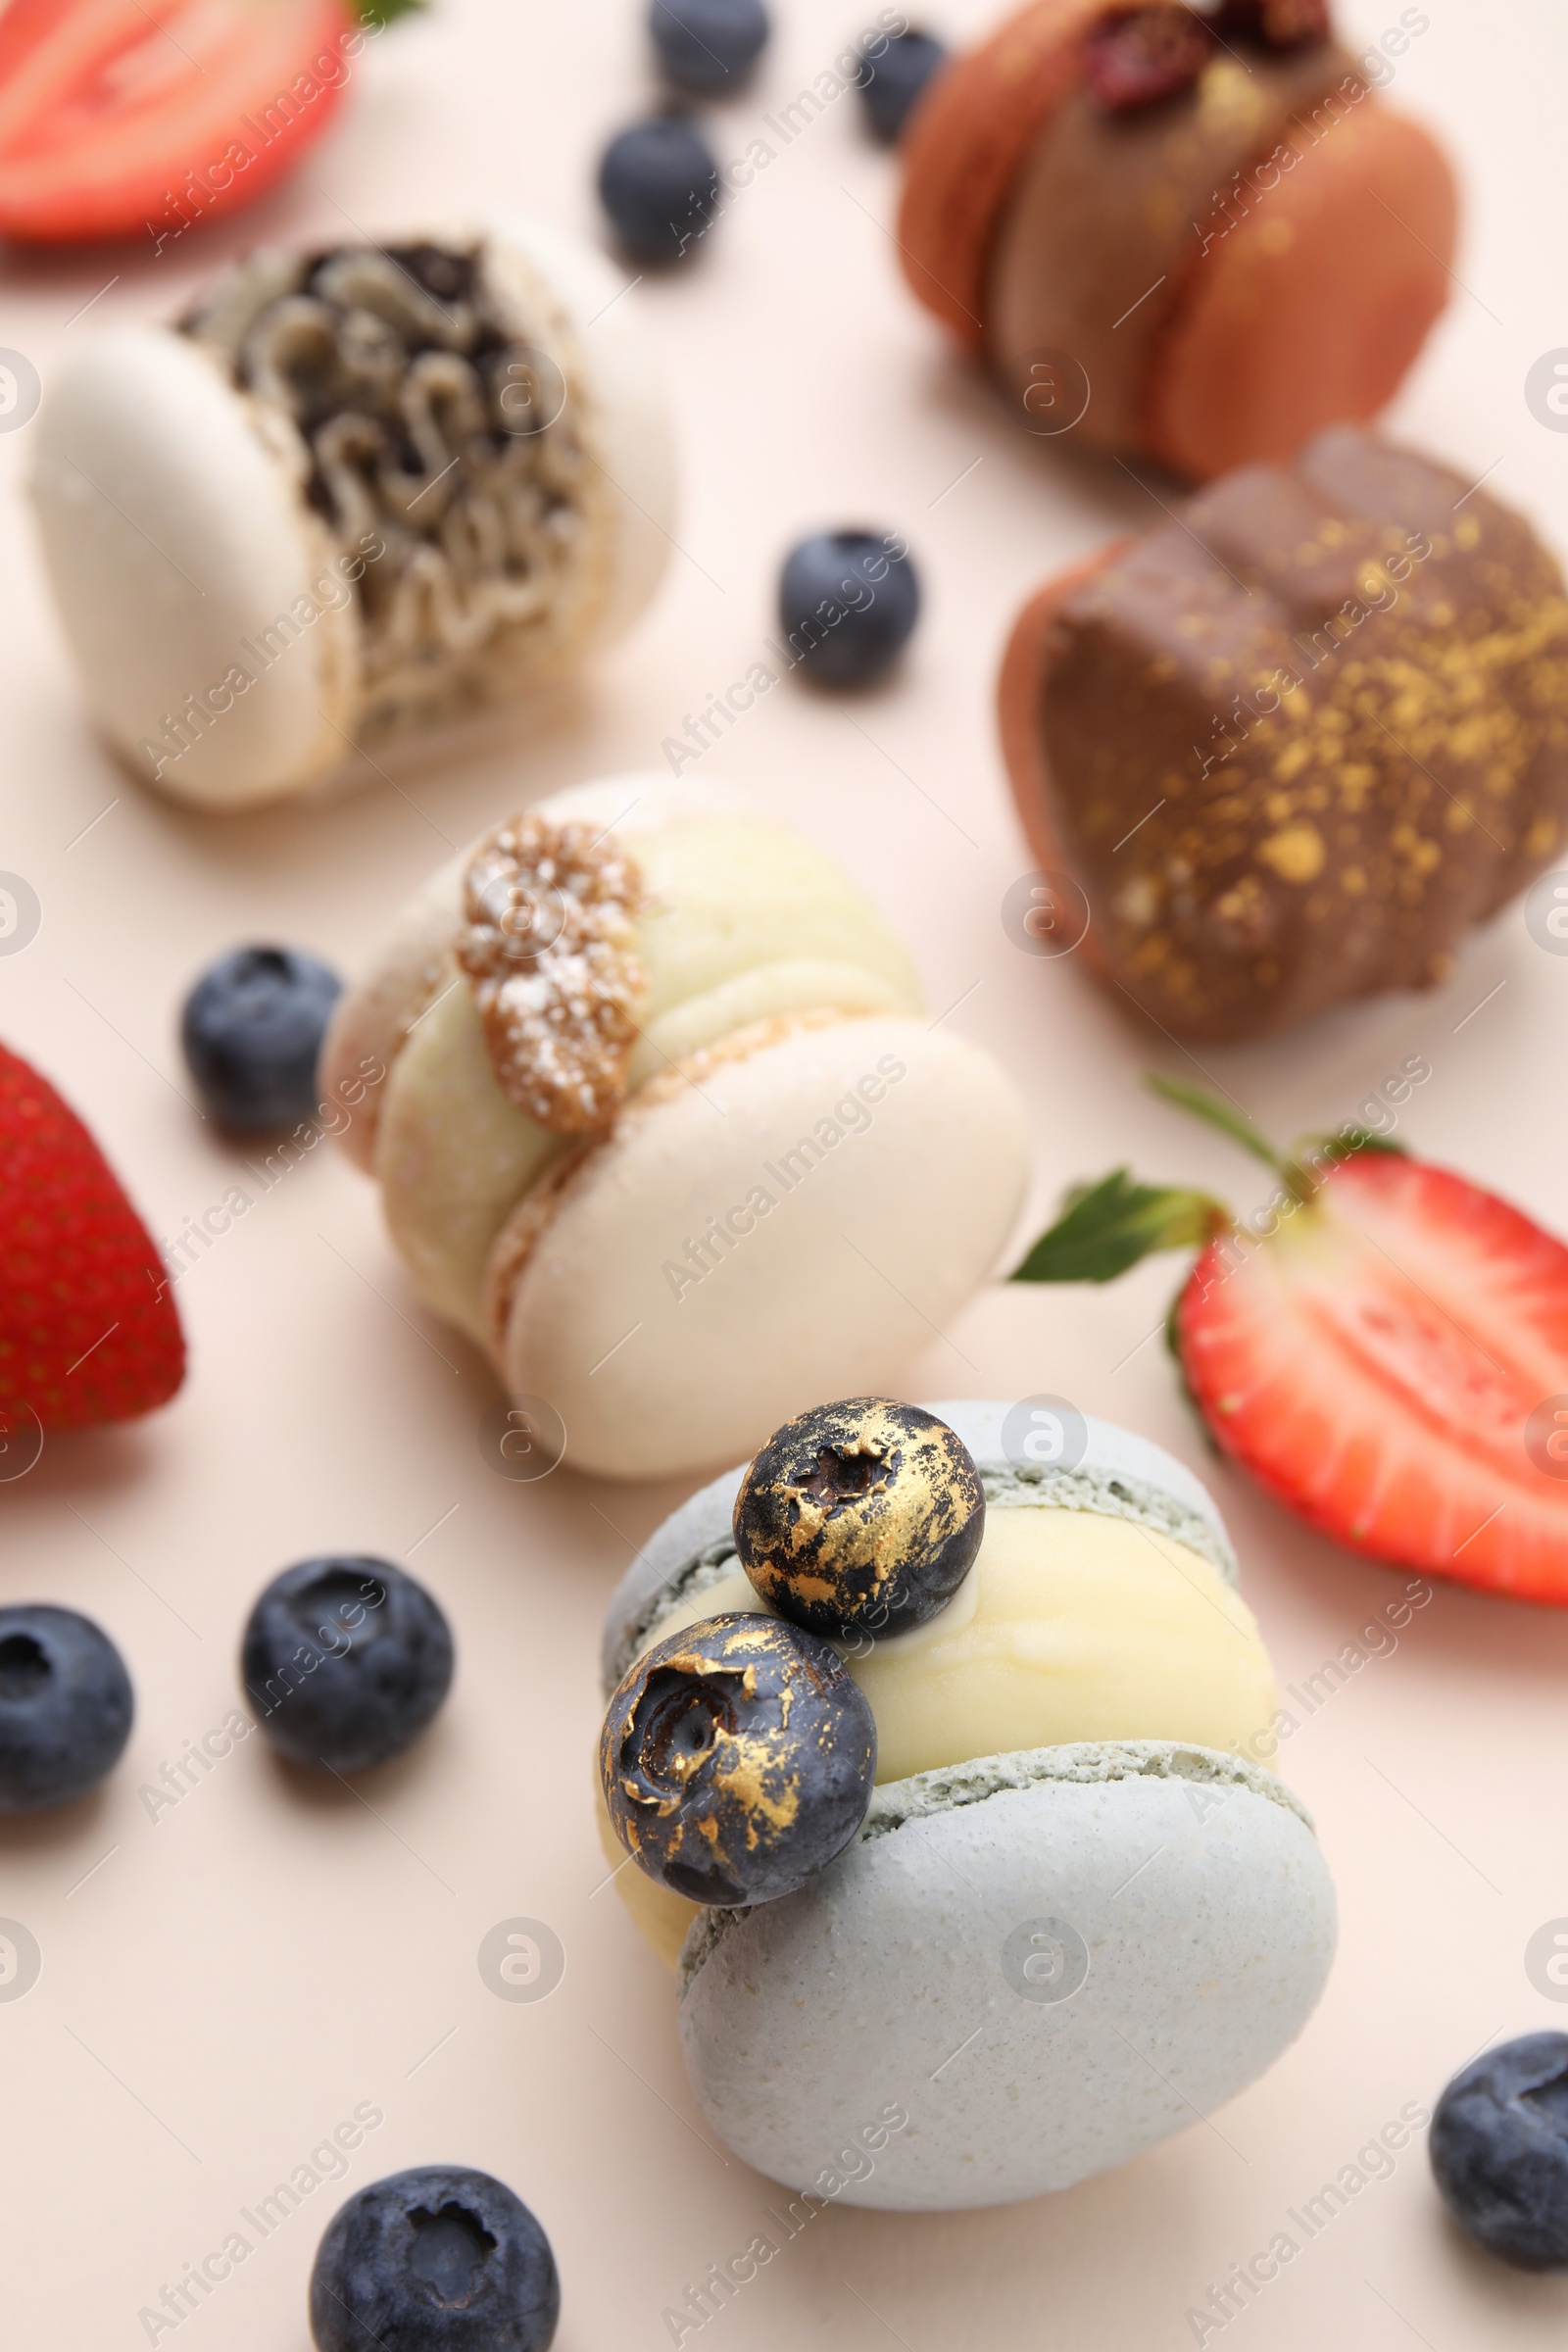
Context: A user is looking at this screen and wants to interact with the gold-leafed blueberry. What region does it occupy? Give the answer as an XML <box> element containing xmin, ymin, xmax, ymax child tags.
<box><xmin>733</xmin><ymin>1398</ymin><xmax>985</xmax><ymax>1641</ymax></box>
<box><xmin>599</xmin><ymin>1613</ymin><xmax>876</xmax><ymax>1907</ymax></box>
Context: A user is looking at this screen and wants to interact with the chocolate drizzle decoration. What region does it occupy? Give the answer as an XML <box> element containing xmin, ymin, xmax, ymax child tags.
<box><xmin>457</xmin><ymin>812</ymin><xmax>647</xmax><ymax>1134</ymax></box>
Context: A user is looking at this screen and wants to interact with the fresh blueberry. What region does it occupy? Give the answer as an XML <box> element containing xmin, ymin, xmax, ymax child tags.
<box><xmin>1431</xmin><ymin>2033</ymin><xmax>1568</xmax><ymax>2269</ymax></box>
<box><xmin>310</xmin><ymin>2165</ymin><xmax>560</xmax><ymax>2352</ymax></box>
<box><xmin>598</xmin><ymin>119</ymin><xmax>720</xmax><ymax>266</ymax></box>
<box><xmin>778</xmin><ymin>529</ymin><xmax>920</xmax><ymax>686</ymax></box>
<box><xmin>858</xmin><ymin>29</ymin><xmax>949</xmax><ymax>142</ymax></box>
<box><xmin>180</xmin><ymin>946</ymin><xmax>342</xmax><ymax>1133</ymax></box>
<box><xmin>0</xmin><ymin>1605</ymin><xmax>133</xmax><ymax>1813</ymax></box>
<box><xmin>651</xmin><ymin>0</ymin><xmax>769</xmax><ymax>95</ymax></box>
<box><xmin>601</xmin><ymin>1611</ymin><xmax>876</xmax><ymax>1906</ymax></box>
<box><xmin>735</xmin><ymin>1398</ymin><xmax>985</xmax><ymax>1641</ymax></box>
<box><xmin>242</xmin><ymin>1556</ymin><xmax>454</xmax><ymax>1774</ymax></box>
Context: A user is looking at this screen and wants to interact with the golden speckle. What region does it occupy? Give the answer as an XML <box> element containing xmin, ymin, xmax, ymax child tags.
<box><xmin>1256</xmin><ymin>823</ymin><xmax>1326</xmax><ymax>884</ymax></box>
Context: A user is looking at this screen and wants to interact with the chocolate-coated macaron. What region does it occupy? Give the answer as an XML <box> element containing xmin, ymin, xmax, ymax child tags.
<box><xmin>999</xmin><ymin>427</ymin><xmax>1568</xmax><ymax>1041</ymax></box>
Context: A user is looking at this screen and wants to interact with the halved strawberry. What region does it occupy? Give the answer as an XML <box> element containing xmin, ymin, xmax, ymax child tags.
<box><xmin>0</xmin><ymin>1040</ymin><xmax>184</xmax><ymax>1431</ymax></box>
<box><xmin>1014</xmin><ymin>1082</ymin><xmax>1568</xmax><ymax>1604</ymax></box>
<box><xmin>0</xmin><ymin>0</ymin><xmax>384</xmax><ymax>247</ymax></box>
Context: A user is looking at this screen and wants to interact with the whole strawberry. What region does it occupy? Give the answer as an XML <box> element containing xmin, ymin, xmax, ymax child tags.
<box><xmin>0</xmin><ymin>1043</ymin><xmax>185</xmax><ymax>1433</ymax></box>
<box><xmin>1014</xmin><ymin>1078</ymin><xmax>1568</xmax><ymax>1604</ymax></box>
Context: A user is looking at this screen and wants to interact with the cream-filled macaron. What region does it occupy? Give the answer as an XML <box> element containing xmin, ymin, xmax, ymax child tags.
<box><xmin>28</xmin><ymin>219</ymin><xmax>673</xmax><ymax>810</ymax></box>
<box><xmin>322</xmin><ymin>780</ymin><xmax>1030</xmax><ymax>1480</ymax></box>
<box><xmin>599</xmin><ymin>1399</ymin><xmax>1335</xmax><ymax>2209</ymax></box>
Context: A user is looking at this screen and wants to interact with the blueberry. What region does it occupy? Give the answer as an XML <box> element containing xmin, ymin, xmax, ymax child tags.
<box><xmin>1431</xmin><ymin>2033</ymin><xmax>1568</xmax><ymax>2269</ymax></box>
<box><xmin>0</xmin><ymin>1605</ymin><xmax>133</xmax><ymax>1813</ymax></box>
<box><xmin>651</xmin><ymin>0</ymin><xmax>769</xmax><ymax>95</ymax></box>
<box><xmin>601</xmin><ymin>1612</ymin><xmax>876</xmax><ymax>1905</ymax></box>
<box><xmin>735</xmin><ymin>1398</ymin><xmax>985</xmax><ymax>1641</ymax></box>
<box><xmin>778</xmin><ymin>529</ymin><xmax>920</xmax><ymax>686</ymax></box>
<box><xmin>242</xmin><ymin>1556</ymin><xmax>453</xmax><ymax>1774</ymax></box>
<box><xmin>180</xmin><ymin>946</ymin><xmax>342</xmax><ymax>1132</ymax></box>
<box><xmin>858</xmin><ymin>29</ymin><xmax>949</xmax><ymax>142</ymax></box>
<box><xmin>598</xmin><ymin>120</ymin><xmax>720</xmax><ymax>266</ymax></box>
<box><xmin>310</xmin><ymin>2165</ymin><xmax>560</xmax><ymax>2352</ymax></box>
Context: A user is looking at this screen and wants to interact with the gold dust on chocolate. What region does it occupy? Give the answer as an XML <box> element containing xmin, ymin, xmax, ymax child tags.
<box><xmin>457</xmin><ymin>810</ymin><xmax>647</xmax><ymax>1133</ymax></box>
<box><xmin>734</xmin><ymin>1398</ymin><xmax>986</xmax><ymax>1641</ymax></box>
<box><xmin>598</xmin><ymin>1614</ymin><xmax>877</xmax><ymax>1907</ymax></box>
<box><xmin>1038</xmin><ymin>428</ymin><xmax>1568</xmax><ymax>1039</ymax></box>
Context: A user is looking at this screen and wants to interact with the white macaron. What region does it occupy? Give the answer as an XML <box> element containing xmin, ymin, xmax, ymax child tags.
<box><xmin>28</xmin><ymin>218</ymin><xmax>674</xmax><ymax>811</ymax></box>
<box><xmin>322</xmin><ymin>779</ymin><xmax>1031</xmax><ymax>1481</ymax></box>
<box><xmin>600</xmin><ymin>1401</ymin><xmax>1337</xmax><ymax>2209</ymax></box>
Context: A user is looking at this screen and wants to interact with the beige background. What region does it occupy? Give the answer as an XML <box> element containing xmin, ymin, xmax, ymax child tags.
<box><xmin>2</xmin><ymin>0</ymin><xmax>1568</xmax><ymax>2343</ymax></box>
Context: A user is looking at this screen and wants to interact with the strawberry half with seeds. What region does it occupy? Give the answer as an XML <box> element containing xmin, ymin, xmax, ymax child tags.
<box><xmin>1013</xmin><ymin>1078</ymin><xmax>1568</xmax><ymax>1604</ymax></box>
<box><xmin>0</xmin><ymin>1041</ymin><xmax>184</xmax><ymax>1433</ymax></box>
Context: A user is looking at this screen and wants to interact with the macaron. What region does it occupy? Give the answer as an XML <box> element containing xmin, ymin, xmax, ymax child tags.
<box><xmin>28</xmin><ymin>219</ymin><xmax>675</xmax><ymax>811</ymax></box>
<box><xmin>897</xmin><ymin>0</ymin><xmax>1457</xmax><ymax>479</ymax></box>
<box><xmin>321</xmin><ymin>781</ymin><xmax>1029</xmax><ymax>1481</ymax></box>
<box><xmin>998</xmin><ymin>426</ymin><xmax>1568</xmax><ymax>1041</ymax></box>
<box><xmin>598</xmin><ymin>1398</ymin><xmax>1336</xmax><ymax>2208</ymax></box>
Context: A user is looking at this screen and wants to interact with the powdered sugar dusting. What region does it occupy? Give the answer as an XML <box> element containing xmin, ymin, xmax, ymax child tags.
<box><xmin>457</xmin><ymin>812</ymin><xmax>647</xmax><ymax>1132</ymax></box>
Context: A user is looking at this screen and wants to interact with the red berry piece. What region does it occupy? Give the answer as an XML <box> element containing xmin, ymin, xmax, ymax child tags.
<box><xmin>0</xmin><ymin>1042</ymin><xmax>184</xmax><ymax>1433</ymax></box>
<box><xmin>1085</xmin><ymin>6</ymin><xmax>1214</xmax><ymax>111</ymax></box>
<box><xmin>1215</xmin><ymin>0</ymin><xmax>1332</xmax><ymax>46</ymax></box>
<box><xmin>1012</xmin><ymin>1078</ymin><xmax>1568</xmax><ymax>1604</ymax></box>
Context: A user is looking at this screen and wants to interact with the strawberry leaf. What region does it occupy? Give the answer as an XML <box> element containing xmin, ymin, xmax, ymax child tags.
<box><xmin>1147</xmin><ymin>1073</ymin><xmax>1284</xmax><ymax>1169</ymax></box>
<box><xmin>1011</xmin><ymin>1168</ymin><xmax>1228</xmax><ymax>1284</ymax></box>
<box><xmin>357</xmin><ymin>0</ymin><xmax>425</xmax><ymax>26</ymax></box>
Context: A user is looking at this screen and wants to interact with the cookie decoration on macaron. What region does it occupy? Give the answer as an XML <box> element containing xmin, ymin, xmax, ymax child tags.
<box><xmin>897</xmin><ymin>0</ymin><xmax>1458</xmax><ymax>478</ymax></box>
<box><xmin>28</xmin><ymin>220</ymin><xmax>674</xmax><ymax>810</ymax></box>
<box><xmin>1000</xmin><ymin>427</ymin><xmax>1568</xmax><ymax>1041</ymax></box>
<box><xmin>321</xmin><ymin>775</ymin><xmax>1029</xmax><ymax>1481</ymax></box>
<box><xmin>598</xmin><ymin>1399</ymin><xmax>1335</xmax><ymax>2208</ymax></box>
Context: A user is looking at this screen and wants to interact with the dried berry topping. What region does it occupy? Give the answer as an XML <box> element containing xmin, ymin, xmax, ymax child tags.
<box><xmin>1216</xmin><ymin>0</ymin><xmax>1331</xmax><ymax>46</ymax></box>
<box><xmin>1085</xmin><ymin>5</ymin><xmax>1214</xmax><ymax>110</ymax></box>
<box><xmin>456</xmin><ymin>811</ymin><xmax>647</xmax><ymax>1134</ymax></box>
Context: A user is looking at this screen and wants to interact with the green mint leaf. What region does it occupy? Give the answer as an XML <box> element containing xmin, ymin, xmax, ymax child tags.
<box><xmin>1146</xmin><ymin>1072</ymin><xmax>1283</xmax><ymax>1170</ymax></box>
<box><xmin>357</xmin><ymin>0</ymin><xmax>425</xmax><ymax>26</ymax></box>
<box><xmin>1011</xmin><ymin>1168</ymin><xmax>1228</xmax><ymax>1285</ymax></box>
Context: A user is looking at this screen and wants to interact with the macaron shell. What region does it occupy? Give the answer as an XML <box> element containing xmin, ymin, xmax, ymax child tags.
<box><xmin>896</xmin><ymin>0</ymin><xmax>1104</xmax><ymax>352</ymax></box>
<box><xmin>494</xmin><ymin>1016</ymin><xmax>1030</xmax><ymax>1481</ymax></box>
<box><xmin>29</xmin><ymin>326</ymin><xmax>355</xmax><ymax>809</ymax></box>
<box><xmin>678</xmin><ymin>1744</ymin><xmax>1336</xmax><ymax>2208</ymax></box>
<box><xmin>1141</xmin><ymin>103</ymin><xmax>1458</xmax><ymax>481</ymax></box>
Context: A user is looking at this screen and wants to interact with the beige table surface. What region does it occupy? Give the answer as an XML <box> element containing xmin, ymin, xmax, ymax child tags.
<box><xmin>3</xmin><ymin>0</ymin><xmax>1568</xmax><ymax>2344</ymax></box>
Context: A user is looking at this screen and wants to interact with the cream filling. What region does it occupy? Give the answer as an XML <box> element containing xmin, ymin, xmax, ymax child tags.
<box><xmin>179</xmin><ymin>235</ymin><xmax>604</xmax><ymax>738</ymax></box>
<box><xmin>375</xmin><ymin>813</ymin><xmax>924</xmax><ymax>1335</ymax></box>
<box><xmin>605</xmin><ymin>1501</ymin><xmax>1280</xmax><ymax>1968</ymax></box>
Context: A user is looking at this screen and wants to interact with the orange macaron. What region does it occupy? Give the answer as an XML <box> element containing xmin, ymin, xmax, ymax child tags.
<box><xmin>898</xmin><ymin>1</ymin><xmax>1458</xmax><ymax>481</ymax></box>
